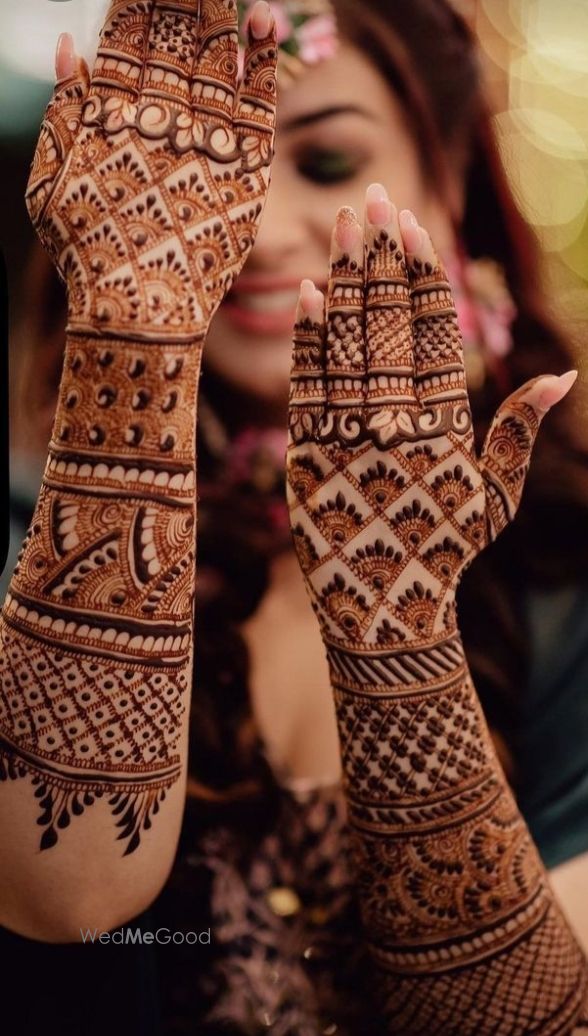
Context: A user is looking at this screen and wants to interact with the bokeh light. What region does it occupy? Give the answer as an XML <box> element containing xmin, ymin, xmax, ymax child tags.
<box><xmin>477</xmin><ymin>0</ymin><xmax>588</xmax><ymax>318</ymax></box>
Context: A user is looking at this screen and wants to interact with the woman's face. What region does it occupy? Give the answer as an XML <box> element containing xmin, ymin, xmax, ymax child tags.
<box><xmin>205</xmin><ymin>42</ymin><xmax>457</xmax><ymax>411</ymax></box>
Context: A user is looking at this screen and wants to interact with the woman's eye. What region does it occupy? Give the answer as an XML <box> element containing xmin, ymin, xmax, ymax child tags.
<box><xmin>297</xmin><ymin>148</ymin><xmax>363</xmax><ymax>185</ymax></box>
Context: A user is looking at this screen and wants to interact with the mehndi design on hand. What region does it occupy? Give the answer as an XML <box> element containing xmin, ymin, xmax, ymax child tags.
<box><xmin>0</xmin><ymin>0</ymin><xmax>277</xmax><ymax>855</ymax></box>
<box><xmin>287</xmin><ymin>189</ymin><xmax>586</xmax><ymax>1033</ymax></box>
<box><xmin>26</xmin><ymin>0</ymin><xmax>277</xmax><ymax>336</ymax></box>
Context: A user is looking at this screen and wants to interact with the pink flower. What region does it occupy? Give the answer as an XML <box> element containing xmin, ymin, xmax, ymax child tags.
<box><xmin>298</xmin><ymin>14</ymin><xmax>338</xmax><ymax>64</ymax></box>
<box><xmin>447</xmin><ymin>254</ymin><xmax>516</xmax><ymax>361</ymax></box>
<box><xmin>453</xmin><ymin>294</ymin><xmax>478</xmax><ymax>345</ymax></box>
<box><xmin>478</xmin><ymin>304</ymin><xmax>516</xmax><ymax>358</ymax></box>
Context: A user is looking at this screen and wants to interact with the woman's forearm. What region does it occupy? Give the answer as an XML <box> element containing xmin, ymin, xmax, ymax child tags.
<box><xmin>287</xmin><ymin>194</ymin><xmax>588</xmax><ymax>1032</ymax></box>
<box><xmin>327</xmin><ymin>628</ymin><xmax>588</xmax><ymax>1032</ymax></box>
<box><xmin>0</xmin><ymin>326</ymin><xmax>201</xmax><ymax>939</ymax></box>
<box><xmin>0</xmin><ymin>0</ymin><xmax>277</xmax><ymax>941</ymax></box>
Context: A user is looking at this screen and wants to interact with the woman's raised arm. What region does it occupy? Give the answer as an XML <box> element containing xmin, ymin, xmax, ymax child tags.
<box><xmin>0</xmin><ymin>0</ymin><xmax>276</xmax><ymax>942</ymax></box>
<box><xmin>287</xmin><ymin>186</ymin><xmax>588</xmax><ymax>1033</ymax></box>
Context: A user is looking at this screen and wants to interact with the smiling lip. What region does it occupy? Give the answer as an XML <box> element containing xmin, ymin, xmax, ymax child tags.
<box><xmin>222</xmin><ymin>277</ymin><xmax>326</xmax><ymax>337</ymax></box>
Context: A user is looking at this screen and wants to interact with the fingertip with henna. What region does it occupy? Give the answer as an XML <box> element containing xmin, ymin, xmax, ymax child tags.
<box><xmin>398</xmin><ymin>209</ymin><xmax>421</xmax><ymax>256</ymax></box>
<box><xmin>366</xmin><ymin>183</ymin><xmax>392</xmax><ymax>228</ymax></box>
<box><xmin>334</xmin><ymin>207</ymin><xmax>363</xmax><ymax>265</ymax></box>
<box><xmin>250</xmin><ymin>1</ymin><xmax>274</xmax><ymax>40</ymax></box>
<box><xmin>299</xmin><ymin>279</ymin><xmax>324</xmax><ymax>323</ymax></box>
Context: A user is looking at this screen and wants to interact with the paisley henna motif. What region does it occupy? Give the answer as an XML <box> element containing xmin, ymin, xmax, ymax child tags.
<box><xmin>0</xmin><ymin>0</ymin><xmax>277</xmax><ymax>854</ymax></box>
<box><xmin>287</xmin><ymin>211</ymin><xmax>588</xmax><ymax>1030</ymax></box>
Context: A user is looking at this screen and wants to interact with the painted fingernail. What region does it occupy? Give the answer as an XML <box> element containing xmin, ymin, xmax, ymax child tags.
<box><xmin>335</xmin><ymin>207</ymin><xmax>362</xmax><ymax>254</ymax></box>
<box><xmin>534</xmin><ymin>370</ymin><xmax>578</xmax><ymax>412</ymax></box>
<box><xmin>299</xmin><ymin>280</ymin><xmax>323</xmax><ymax>321</ymax></box>
<box><xmin>399</xmin><ymin>209</ymin><xmax>421</xmax><ymax>255</ymax></box>
<box><xmin>366</xmin><ymin>183</ymin><xmax>391</xmax><ymax>227</ymax></box>
<box><xmin>400</xmin><ymin>208</ymin><xmax>418</xmax><ymax>227</ymax></box>
<box><xmin>418</xmin><ymin>226</ymin><xmax>437</xmax><ymax>265</ymax></box>
<box><xmin>56</xmin><ymin>33</ymin><xmax>76</xmax><ymax>79</ymax></box>
<box><xmin>250</xmin><ymin>1</ymin><xmax>273</xmax><ymax>40</ymax></box>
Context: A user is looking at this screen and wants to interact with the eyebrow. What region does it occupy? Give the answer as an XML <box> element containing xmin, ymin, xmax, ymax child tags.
<box><xmin>282</xmin><ymin>104</ymin><xmax>377</xmax><ymax>132</ymax></box>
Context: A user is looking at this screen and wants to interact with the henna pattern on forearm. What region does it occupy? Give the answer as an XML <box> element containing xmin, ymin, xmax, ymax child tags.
<box><xmin>0</xmin><ymin>0</ymin><xmax>276</xmax><ymax>854</ymax></box>
<box><xmin>288</xmin><ymin>216</ymin><xmax>588</xmax><ymax>1032</ymax></box>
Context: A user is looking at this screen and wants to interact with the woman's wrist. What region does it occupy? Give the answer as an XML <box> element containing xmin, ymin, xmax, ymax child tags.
<box><xmin>52</xmin><ymin>328</ymin><xmax>199</xmax><ymax>481</ymax></box>
<box><xmin>324</xmin><ymin>618</ymin><xmax>463</xmax><ymax>694</ymax></box>
<box><xmin>0</xmin><ymin>324</ymin><xmax>199</xmax><ymax>855</ymax></box>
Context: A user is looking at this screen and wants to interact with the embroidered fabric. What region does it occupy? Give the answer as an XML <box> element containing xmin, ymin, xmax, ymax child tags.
<box><xmin>189</xmin><ymin>782</ymin><xmax>381</xmax><ymax>1035</ymax></box>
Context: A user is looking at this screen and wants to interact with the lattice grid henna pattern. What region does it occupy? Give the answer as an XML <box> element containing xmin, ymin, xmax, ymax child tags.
<box><xmin>287</xmin><ymin>223</ymin><xmax>588</xmax><ymax>1030</ymax></box>
<box><xmin>0</xmin><ymin>0</ymin><xmax>277</xmax><ymax>853</ymax></box>
<box><xmin>0</xmin><ymin>334</ymin><xmax>197</xmax><ymax>855</ymax></box>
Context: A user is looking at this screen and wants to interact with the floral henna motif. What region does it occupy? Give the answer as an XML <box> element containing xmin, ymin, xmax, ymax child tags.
<box><xmin>26</xmin><ymin>0</ymin><xmax>277</xmax><ymax>338</ymax></box>
<box><xmin>0</xmin><ymin>0</ymin><xmax>277</xmax><ymax>854</ymax></box>
<box><xmin>0</xmin><ymin>336</ymin><xmax>197</xmax><ymax>854</ymax></box>
<box><xmin>287</xmin><ymin>205</ymin><xmax>588</xmax><ymax>1029</ymax></box>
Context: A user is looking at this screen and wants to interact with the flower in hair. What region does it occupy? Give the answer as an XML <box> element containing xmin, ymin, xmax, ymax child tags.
<box><xmin>238</xmin><ymin>0</ymin><xmax>338</xmax><ymax>82</ymax></box>
<box><xmin>447</xmin><ymin>256</ymin><xmax>516</xmax><ymax>391</ymax></box>
<box><xmin>297</xmin><ymin>13</ymin><xmax>338</xmax><ymax>64</ymax></box>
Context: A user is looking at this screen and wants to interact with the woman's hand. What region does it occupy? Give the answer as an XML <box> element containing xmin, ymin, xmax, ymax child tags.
<box><xmin>26</xmin><ymin>0</ymin><xmax>277</xmax><ymax>340</ymax></box>
<box><xmin>287</xmin><ymin>184</ymin><xmax>576</xmax><ymax>653</ymax></box>
<box><xmin>0</xmin><ymin>2</ymin><xmax>275</xmax><ymax>907</ymax></box>
<box><xmin>285</xmin><ymin>185</ymin><xmax>587</xmax><ymax>1034</ymax></box>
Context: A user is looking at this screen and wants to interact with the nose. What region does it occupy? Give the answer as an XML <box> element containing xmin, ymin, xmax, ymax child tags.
<box><xmin>246</xmin><ymin>166</ymin><xmax>308</xmax><ymax>271</ymax></box>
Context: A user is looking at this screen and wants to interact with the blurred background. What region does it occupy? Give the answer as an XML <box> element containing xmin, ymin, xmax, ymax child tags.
<box><xmin>0</xmin><ymin>0</ymin><xmax>587</xmax><ymax>346</ymax></box>
<box><xmin>474</xmin><ymin>0</ymin><xmax>588</xmax><ymax>343</ymax></box>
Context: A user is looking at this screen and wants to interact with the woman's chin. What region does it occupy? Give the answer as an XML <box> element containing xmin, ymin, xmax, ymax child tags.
<box><xmin>204</xmin><ymin>316</ymin><xmax>294</xmax><ymax>410</ymax></box>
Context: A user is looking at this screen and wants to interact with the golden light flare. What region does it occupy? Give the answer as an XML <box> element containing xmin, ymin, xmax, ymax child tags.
<box><xmin>495</xmin><ymin>116</ymin><xmax>587</xmax><ymax>230</ymax></box>
<box><xmin>507</xmin><ymin>107</ymin><xmax>587</xmax><ymax>162</ymax></box>
<box><xmin>480</xmin><ymin>0</ymin><xmax>522</xmax><ymax>48</ymax></box>
<box><xmin>477</xmin><ymin>0</ymin><xmax>588</xmax><ymax>303</ymax></box>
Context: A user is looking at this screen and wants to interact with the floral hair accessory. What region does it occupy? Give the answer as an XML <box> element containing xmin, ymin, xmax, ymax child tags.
<box><xmin>447</xmin><ymin>256</ymin><xmax>517</xmax><ymax>393</ymax></box>
<box><xmin>238</xmin><ymin>0</ymin><xmax>338</xmax><ymax>84</ymax></box>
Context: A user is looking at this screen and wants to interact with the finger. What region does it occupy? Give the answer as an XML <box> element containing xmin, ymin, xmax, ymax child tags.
<box><xmin>289</xmin><ymin>280</ymin><xmax>327</xmax><ymax>444</ymax></box>
<box><xmin>55</xmin><ymin>31</ymin><xmax>76</xmax><ymax>80</ymax></box>
<box><xmin>90</xmin><ymin>0</ymin><xmax>153</xmax><ymax>99</ymax></box>
<box><xmin>26</xmin><ymin>36</ymin><xmax>89</xmax><ymax>231</ymax></box>
<box><xmin>480</xmin><ymin>370</ymin><xmax>577</xmax><ymax>540</ymax></box>
<box><xmin>365</xmin><ymin>184</ymin><xmax>416</xmax><ymax>408</ymax></box>
<box><xmin>325</xmin><ymin>208</ymin><xmax>366</xmax><ymax>409</ymax></box>
<box><xmin>76</xmin><ymin>56</ymin><xmax>92</xmax><ymax>84</ymax></box>
<box><xmin>142</xmin><ymin>0</ymin><xmax>200</xmax><ymax>109</ymax></box>
<box><xmin>191</xmin><ymin>0</ymin><xmax>239</xmax><ymax>124</ymax></box>
<box><xmin>400</xmin><ymin>211</ymin><xmax>468</xmax><ymax>410</ymax></box>
<box><xmin>234</xmin><ymin>3</ymin><xmax>277</xmax><ymax>171</ymax></box>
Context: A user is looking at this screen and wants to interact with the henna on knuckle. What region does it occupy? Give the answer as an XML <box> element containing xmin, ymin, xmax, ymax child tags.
<box><xmin>2</xmin><ymin>0</ymin><xmax>277</xmax><ymax>856</ymax></box>
<box><xmin>27</xmin><ymin>0</ymin><xmax>277</xmax><ymax>342</ymax></box>
<box><xmin>283</xmin><ymin>200</ymin><xmax>588</xmax><ymax>1031</ymax></box>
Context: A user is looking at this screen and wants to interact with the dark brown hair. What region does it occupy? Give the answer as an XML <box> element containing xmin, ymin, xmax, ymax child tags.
<box><xmin>12</xmin><ymin>0</ymin><xmax>588</xmax><ymax>815</ymax></box>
